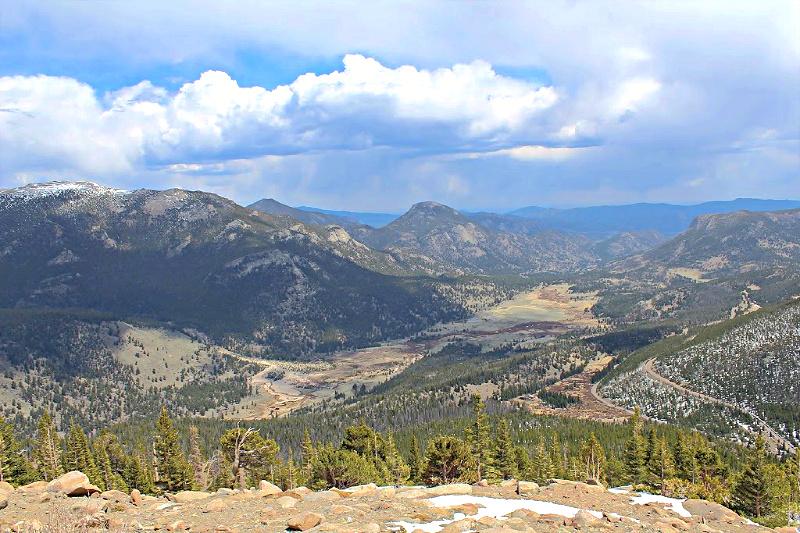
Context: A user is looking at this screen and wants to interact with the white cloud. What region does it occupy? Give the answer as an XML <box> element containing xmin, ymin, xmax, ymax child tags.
<box><xmin>0</xmin><ymin>55</ymin><xmax>565</xmax><ymax>177</ymax></box>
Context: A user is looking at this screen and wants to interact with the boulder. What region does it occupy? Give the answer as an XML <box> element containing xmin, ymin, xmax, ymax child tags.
<box><xmin>0</xmin><ymin>481</ymin><xmax>14</xmax><ymax>497</ymax></box>
<box><xmin>0</xmin><ymin>498</ymin><xmax>7</xmax><ymax>511</ymax></box>
<box><xmin>547</xmin><ymin>478</ymin><xmax>605</xmax><ymax>493</ymax></box>
<box><xmin>516</xmin><ymin>480</ymin><xmax>540</xmax><ymax>496</ymax></box>
<box><xmin>499</xmin><ymin>478</ymin><xmax>517</xmax><ymax>488</ymax></box>
<box><xmin>276</xmin><ymin>495</ymin><xmax>298</xmax><ymax>509</ymax></box>
<box><xmin>425</xmin><ymin>483</ymin><xmax>473</xmax><ymax>496</ymax></box>
<box><xmin>130</xmin><ymin>488</ymin><xmax>142</xmax><ymax>506</ymax></box>
<box><xmin>171</xmin><ymin>490</ymin><xmax>212</xmax><ymax>503</ymax></box>
<box><xmin>101</xmin><ymin>489</ymin><xmax>128</xmax><ymax>502</ymax></box>
<box><xmin>682</xmin><ymin>499</ymin><xmax>741</xmax><ymax>522</ymax></box>
<box><xmin>302</xmin><ymin>490</ymin><xmax>342</xmax><ymax>503</ymax></box>
<box><xmin>395</xmin><ymin>488</ymin><xmax>428</xmax><ymax>499</ymax></box>
<box><xmin>340</xmin><ymin>483</ymin><xmax>378</xmax><ymax>498</ymax></box>
<box><xmin>573</xmin><ymin>510</ymin><xmax>603</xmax><ymax>528</ymax></box>
<box><xmin>287</xmin><ymin>512</ymin><xmax>324</xmax><ymax>531</ymax></box>
<box><xmin>258</xmin><ymin>480</ymin><xmax>282</xmax><ymax>496</ymax></box>
<box><xmin>203</xmin><ymin>498</ymin><xmax>228</xmax><ymax>513</ymax></box>
<box><xmin>47</xmin><ymin>471</ymin><xmax>101</xmax><ymax>496</ymax></box>
<box><xmin>17</xmin><ymin>481</ymin><xmax>48</xmax><ymax>493</ymax></box>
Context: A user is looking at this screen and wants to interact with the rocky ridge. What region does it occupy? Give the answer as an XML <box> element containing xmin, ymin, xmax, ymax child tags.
<box><xmin>0</xmin><ymin>471</ymin><xmax>781</xmax><ymax>532</ymax></box>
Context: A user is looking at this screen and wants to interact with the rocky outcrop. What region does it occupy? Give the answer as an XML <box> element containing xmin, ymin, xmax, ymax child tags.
<box><xmin>46</xmin><ymin>470</ymin><xmax>101</xmax><ymax>496</ymax></box>
<box><xmin>0</xmin><ymin>472</ymin><xmax>777</xmax><ymax>532</ymax></box>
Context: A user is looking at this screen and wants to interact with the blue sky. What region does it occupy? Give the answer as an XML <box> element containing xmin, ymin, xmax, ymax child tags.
<box><xmin>1</xmin><ymin>1</ymin><xmax>798</xmax><ymax>210</ymax></box>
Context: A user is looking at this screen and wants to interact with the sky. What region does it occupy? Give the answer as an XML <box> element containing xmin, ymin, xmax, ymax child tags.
<box><xmin>1</xmin><ymin>1</ymin><xmax>798</xmax><ymax>211</ymax></box>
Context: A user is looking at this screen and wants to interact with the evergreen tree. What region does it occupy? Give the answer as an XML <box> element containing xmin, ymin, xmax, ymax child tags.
<box><xmin>123</xmin><ymin>450</ymin><xmax>155</xmax><ymax>494</ymax></box>
<box><xmin>531</xmin><ymin>437</ymin><xmax>553</xmax><ymax>483</ymax></box>
<box><xmin>673</xmin><ymin>432</ymin><xmax>694</xmax><ymax>481</ymax></box>
<box><xmin>301</xmin><ymin>428</ymin><xmax>315</xmax><ymax>471</ymax></box>
<box><xmin>648</xmin><ymin>437</ymin><xmax>674</xmax><ymax>493</ymax></box>
<box><xmin>695</xmin><ymin>441</ymin><xmax>724</xmax><ymax>497</ymax></box>
<box><xmin>423</xmin><ymin>436</ymin><xmax>471</xmax><ymax>485</ymax></box>
<box><xmin>733</xmin><ymin>436</ymin><xmax>774</xmax><ymax>518</ymax></box>
<box><xmin>514</xmin><ymin>446</ymin><xmax>532</xmax><ymax>481</ymax></box>
<box><xmin>382</xmin><ymin>433</ymin><xmax>410</xmax><ymax>485</ymax></box>
<box><xmin>153</xmin><ymin>407</ymin><xmax>193</xmax><ymax>492</ymax></box>
<box><xmin>219</xmin><ymin>426</ymin><xmax>279</xmax><ymax>490</ymax></box>
<box><xmin>0</xmin><ymin>417</ymin><xmax>33</xmax><ymax>485</ymax></box>
<box><xmin>309</xmin><ymin>443</ymin><xmax>380</xmax><ymax>489</ymax></box>
<box><xmin>408</xmin><ymin>435</ymin><xmax>424</xmax><ymax>484</ymax></box>
<box><xmin>494</xmin><ymin>419</ymin><xmax>517</xmax><ymax>480</ymax></box>
<box><xmin>464</xmin><ymin>395</ymin><xmax>492</xmax><ymax>482</ymax></box>
<box><xmin>623</xmin><ymin>407</ymin><xmax>646</xmax><ymax>485</ymax></box>
<box><xmin>63</xmin><ymin>420</ymin><xmax>101</xmax><ymax>486</ymax></box>
<box><xmin>32</xmin><ymin>411</ymin><xmax>63</xmax><ymax>481</ymax></box>
<box><xmin>549</xmin><ymin>433</ymin><xmax>565</xmax><ymax>478</ymax></box>
<box><xmin>645</xmin><ymin>428</ymin><xmax>658</xmax><ymax>466</ymax></box>
<box><xmin>188</xmin><ymin>425</ymin><xmax>207</xmax><ymax>490</ymax></box>
<box><xmin>580</xmin><ymin>433</ymin><xmax>606</xmax><ymax>483</ymax></box>
<box><xmin>786</xmin><ymin>448</ymin><xmax>800</xmax><ymax>505</ymax></box>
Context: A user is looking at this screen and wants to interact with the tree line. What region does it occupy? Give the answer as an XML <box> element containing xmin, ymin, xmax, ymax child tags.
<box><xmin>1</xmin><ymin>401</ymin><xmax>798</xmax><ymax>527</ymax></box>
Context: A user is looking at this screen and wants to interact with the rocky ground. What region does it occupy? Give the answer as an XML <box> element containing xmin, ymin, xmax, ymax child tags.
<box><xmin>0</xmin><ymin>471</ymin><xmax>793</xmax><ymax>533</ymax></box>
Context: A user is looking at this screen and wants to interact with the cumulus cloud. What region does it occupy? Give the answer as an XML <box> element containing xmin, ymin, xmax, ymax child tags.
<box><xmin>0</xmin><ymin>55</ymin><xmax>569</xmax><ymax>177</ymax></box>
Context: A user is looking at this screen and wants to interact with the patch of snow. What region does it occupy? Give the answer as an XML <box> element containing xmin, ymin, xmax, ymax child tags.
<box><xmin>388</xmin><ymin>495</ymin><xmax>603</xmax><ymax>533</ymax></box>
<box><xmin>625</xmin><ymin>491</ymin><xmax>691</xmax><ymax>518</ymax></box>
<box><xmin>0</xmin><ymin>181</ymin><xmax>129</xmax><ymax>209</ymax></box>
<box><xmin>3</xmin><ymin>181</ymin><xmax>128</xmax><ymax>198</ymax></box>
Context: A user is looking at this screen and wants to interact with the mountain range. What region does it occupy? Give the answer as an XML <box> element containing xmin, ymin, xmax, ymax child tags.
<box><xmin>3</xmin><ymin>181</ymin><xmax>799</xmax><ymax>354</ymax></box>
<box><xmin>0</xmin><ymin>182</ymin><xmax>471</xmax><ymax>357</ymax></box>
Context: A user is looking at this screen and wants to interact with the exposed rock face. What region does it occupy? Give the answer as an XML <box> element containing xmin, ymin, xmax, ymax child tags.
<box><xmin>46</xmin><ymin>470</ymin><xmax>101</xmax><ymax>496</ymax></box>
<box><xmin>0</xmin><ymin>473</ymin><xmax>774</xmax><ymax>532</ymax></box>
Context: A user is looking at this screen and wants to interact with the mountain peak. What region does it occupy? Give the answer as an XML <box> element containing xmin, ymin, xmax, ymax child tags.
<box><xmin>2</xmin><ymin>180</ymin><xmax>128</xmax><ymax>198</ymax></box>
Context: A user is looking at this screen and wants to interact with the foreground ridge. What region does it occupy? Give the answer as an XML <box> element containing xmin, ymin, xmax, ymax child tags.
<box><xmin>0</xmin><ymin>471</ymin><xmax>778</xmax><ymax>532</ymax></box>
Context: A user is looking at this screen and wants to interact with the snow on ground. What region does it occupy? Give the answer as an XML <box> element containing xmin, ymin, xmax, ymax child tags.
<box><xmin>388</xmin><ymin>495</ymin><xmax>603</xmax><ymax>533</ymax></box>
<box><xmin>608</xmin><ymin>488</ymin><xmax>691</xmax><ymax>518</ymax></box>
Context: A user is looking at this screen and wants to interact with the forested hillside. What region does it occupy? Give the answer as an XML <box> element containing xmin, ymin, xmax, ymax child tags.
<box><xmin>0</xmin><ymin>183</ymin><xmax>485</xmax><ymax>356</ymax></box>
<box><xmin>599</xmin><ymin>300</ymin><xmax>800</xmax><ymax>450</ymax></box>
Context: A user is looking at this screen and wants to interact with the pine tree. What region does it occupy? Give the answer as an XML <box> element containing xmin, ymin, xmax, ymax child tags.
<box><xmin>494</xmin><ymin>419</ymin><xmax>517</xmax><ymax>480</ymax></box>
<box><xmin>786</xmin><ymin>448</ymin><xmax>800</xmax><ymax>505</ymax></box>
<box><xmin>531</xmin><ymin>437</ymin><xmax>553</xmax><ymax>483</ymax></box>
<box><xmin>153</xmin><ymin>407</ymin><xmax>193</xmax><ymax>492</ymax></box>
<box><xmin>0</xmin><ymin>417</ymin><xmax>33</xmax><ymax>485</ymax></box>
<box><xmin>219</xmin><ymin>426</ymin><xmax>279</xmax><ymax>490</ymax></box>
<box><xmin>672</xmin><ymin>432</ymin><xmax>694</xmax><ymax>481</ymax></box>
<box><xmin>464</xmin><ymin>395</ymin><xmax>493</xmax><ymax>482</ymax></box>
<box><xmin>408</xmin><ymin>435</ymin><xmax>424</xmax><ymax>484</ymax></box>
<box><xmin>188</xmin><ymin>425</ymin><xmax>207</xmax><ymax>490</ymax></box>
<box><xmin>32</xmin><ymin>411</ymin><xmax>63</xmax><ymax>481</ymax></box>
<box><xmin>549</xmin><ymin>433</ymin><xmax>565</xmax><ymax>479</ymax></box>
<box><xmin>648</xmin><ymin>437</ymin><xmax>674</xmax><ymax>493</ymax></box>
<box><xmin>382</xmin><ymin>433</ymin><xmax>410</xmax><ymax>485</ymax></box>
<box><xmin>63</xmin><ymin>420</ymin><xmax>101</xmax><ymax>486</ymax></box>
<box><xmin>580</xmin><ymin>433</ymin><xmax>606</xmax><ymax>483</ymax></box>
<box><xmin>423</xmin><ymin>436</ymin><xmax>471</xmax><ymax>485</ymax></box>
<box><xmin>514</xmin><ymin>446</ymin><xmax>532</xmax><ymax>480</ymax></box>
<box><xmin>733</xmin><ymin>436</ymin><xmax>774</xmax><ymax>518</ymax></box>
<box><xmin>694</xmin><ymin>441</ymin><xmax>724</xmax><ymax>497</ymax></box>
<box><xmin>623</xmin><ymin>407</ymin><xmax>646</xmax><ymax>485</ymax></box>
<box><xmin>645</xmin><ymin>428</ymin><xmax>658</xmax><ymax>467</ymax></box>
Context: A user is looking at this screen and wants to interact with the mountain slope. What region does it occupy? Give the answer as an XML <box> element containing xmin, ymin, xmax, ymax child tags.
<box><xmin>354</xmin><ymin>201</ymin><xmax>597</xmax><ymax>274</ymax></box>
<box><xmin>248</xmin><ymin>198</ymin><xmax>366</xmax><ymax>230</ymax></box>
<box><xmin>614</xmin><ymin>209</ymin><xmax>800</xmax><ymax>275</ymax></box>
<box><xmin>510</xmin><ymin>198</ymin><xmax>800</xmax><ymax>236</ymax></box>
<box><xmin>600</xmin><ymin>299</ymin><xmax>800</xmax><ymax>449</ymax></box>
<box><xmin>0</xmin><ymin>182</ymin><xmax>469</xmax><ymax>356</ymax></box>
